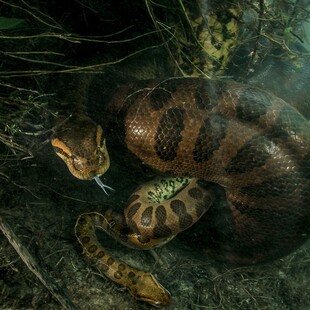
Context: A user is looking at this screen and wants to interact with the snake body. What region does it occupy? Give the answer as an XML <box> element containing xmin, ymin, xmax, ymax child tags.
<box><xmin>52</xmin><ymin>77</ymin><xmax>310</xmax><ymax>306</ymax></box>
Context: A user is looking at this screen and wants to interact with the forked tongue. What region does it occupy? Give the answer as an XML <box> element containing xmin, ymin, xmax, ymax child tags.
<box><xmin>94</xmin><ymin>176</ymin><xmax>114</xmax><ymax>195</ymax></box>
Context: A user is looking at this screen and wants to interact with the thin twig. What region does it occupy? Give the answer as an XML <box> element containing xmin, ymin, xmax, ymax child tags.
<box><xmin>0</xmin><ymin>215</ymin><xmax>80</xmax><ymax>310</ymax></box>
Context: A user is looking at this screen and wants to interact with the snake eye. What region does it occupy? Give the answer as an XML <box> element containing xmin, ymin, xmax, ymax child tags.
<box><xmin>96</xmin><ymin>138</ymin><xmax>106</xmax><ymax>154</ymax></box>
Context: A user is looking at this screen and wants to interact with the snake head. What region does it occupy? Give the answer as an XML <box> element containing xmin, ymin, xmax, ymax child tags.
<box><xmin>51</xmin><ymin>115</ymin><xmax>110</xmax><ymax>180</ymax></box>
<box><xmin>128</xmin><ymin>273</ymin><xmax>171</xmax><ymax>307</ymax></box>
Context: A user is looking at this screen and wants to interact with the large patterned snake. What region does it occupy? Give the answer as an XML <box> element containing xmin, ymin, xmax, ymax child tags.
<box><xmin>51</xmin><ymin>77</ymin><xmax>310</xmax><ymax>306</ymax></box>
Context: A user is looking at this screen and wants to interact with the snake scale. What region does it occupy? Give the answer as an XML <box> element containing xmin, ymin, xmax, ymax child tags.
<box><xmin>51</xmin><ymin>77</ymin><xmax>310</xmax><ymax>306</ymax></box>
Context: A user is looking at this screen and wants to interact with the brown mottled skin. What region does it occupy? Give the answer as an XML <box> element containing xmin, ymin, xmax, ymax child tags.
<box><xmin>102</xmin><ymin>78</ymin><xmax>310</xmax><ymax>262</ymax></box>
<box><xmin>52</xmin><ymin>77</ymin><xmax>310</xmax><ymax>305</ymax></box>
